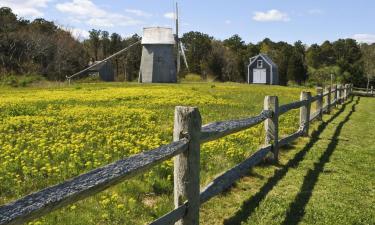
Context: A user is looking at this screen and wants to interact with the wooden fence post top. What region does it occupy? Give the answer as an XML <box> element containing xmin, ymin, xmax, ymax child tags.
<box><xmin>174</xmin><ymin>106</ymin><xmax>202</xmax><ymax>141</ymax></box>
<box><xmin>300</xmin><ymin>91</ymin><xmax>311</xmax><ymax>136</ymax></box>
<box><xmin>264</xmin><ymin>96</ymin><xmax>279</xmax><ymax>162</ymax></box>
<box><xmin>316</xmin><ymin>88</ymin><xmax>323</xmax><ymax>120</ymax></box>
<box><xmin>300</xmin><ymin>91</ymin><xmax>312</xmax><ymax>98</ymax></box>
<box><xmin>173</xmin><ymin>106</ymin><xmax>201</xmax><ymax>225</ymax></box>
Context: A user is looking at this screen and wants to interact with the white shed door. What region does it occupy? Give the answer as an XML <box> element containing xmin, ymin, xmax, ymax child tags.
<box><xmin>253</xmin><ymin>69</ymin><xmax>266</xmax><ymax>84</ymax></box>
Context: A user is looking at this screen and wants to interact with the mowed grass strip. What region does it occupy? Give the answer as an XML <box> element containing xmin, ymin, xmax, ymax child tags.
<box><xmin>201</xmin><ymin>96</ymin><xmax>375</xmax><ymax>225</ymax></box>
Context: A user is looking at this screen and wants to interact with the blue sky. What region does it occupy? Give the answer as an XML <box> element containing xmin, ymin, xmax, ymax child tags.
<box><xmin>1</xmin><ymin>0</ymin><xmax>375</xmax><ymax>44</ymax></box>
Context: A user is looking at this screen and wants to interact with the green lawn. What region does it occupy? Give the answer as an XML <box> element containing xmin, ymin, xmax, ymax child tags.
<box><xmin>201</xmin><ymin>96</ymin><xmax>375</xmax><ymax>225</ymax></box>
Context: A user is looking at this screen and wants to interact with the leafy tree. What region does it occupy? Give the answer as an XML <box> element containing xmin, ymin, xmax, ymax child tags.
<box><xmin>361</xmin><ymin>43</ymin><xmax>375</xmax><ymax>88</ymax></box>
<box><xmin>122</xmin><ymin>34</ymin><xmax>142</xmax><ymax>81</ymax></box>
<box><xmin>181</xmin><ymin>31</ymin><xmax>213</xmax><ymax>74</ymax></box>
<box><xmin>88</xmin><ymin>29</ymin><xmax>101</xmax><ymax>60</ymax></box>
<box><xmin>224</xmin><ymin>35</ymin><xmax>247</xmax><ymax>80</ymax></box>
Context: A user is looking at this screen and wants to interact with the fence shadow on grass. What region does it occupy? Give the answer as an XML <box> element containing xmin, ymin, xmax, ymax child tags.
<box><xmin>281</xmin><ymin>96</ymin><xmax>360</xmax><ymax>225</ymax></box>
<box><xmin>223</xmin><ymin>96</ymin><xmax>357</xmax><ymax>225</ymax></box>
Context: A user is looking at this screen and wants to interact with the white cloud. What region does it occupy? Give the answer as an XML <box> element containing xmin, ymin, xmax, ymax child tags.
<box><xmin>164</xmin><ymin>12</ymin><xmax>175</xmax><ymax>20</ymax></box>
<box><xmin>125</xmin><ymin>9</ymin><xmax>152</xmax><ymax>17</ymax></box>
<box><xmin>253</xmin><ymin>9</ymin><xmax>290</xmax><ymax>22</ymax></box>
<box><xmin>0</xmin><ymin>0</ymin><xmax>51</xmax><ymax>17</ymax></box>
<box><xmin>352</xmin><ymin>34</ymin><xmax>375</xmax><ymax>44</ymax></box>
<box><xmin>56</xmin><ymin>0</ymin><xmax>142</xmax><ymax>27</ymax></box>
<box><xmin>225</xmin><ymin>20</ymin><xmax>232</xmax><ymax>25</ymax></box>
<box><xmin>308</xmin><ymin>9</ymin><xmax>324</xmax><ymax>15</ymax></box>
<box><xmin>62</xmin><ymin>27</ymin><xmax>90</xmax><ymax>40</ymax></box>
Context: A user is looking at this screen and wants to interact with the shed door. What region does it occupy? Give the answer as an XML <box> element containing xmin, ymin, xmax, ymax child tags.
<box><xmin>253</xmin><ymin>69</ymin><xmax>267</xmax><ymax>84</ymax></box>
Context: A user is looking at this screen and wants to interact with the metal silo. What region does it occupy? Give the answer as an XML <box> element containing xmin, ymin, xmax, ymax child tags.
<box><xmin>139</xmin><ymin>27</ymin><xmax>177</xmax><ymax>83</ymax></box>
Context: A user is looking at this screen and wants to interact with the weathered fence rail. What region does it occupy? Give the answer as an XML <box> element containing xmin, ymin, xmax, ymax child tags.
<box><xmin>353</xmin><ymin>86</ymin><xmax>375</xmax><ymax>97</ymax></box>
<box><xmin>0</xmin><ymin>84</ymin><xmax>354</xmax><ymax>225</ymax></box>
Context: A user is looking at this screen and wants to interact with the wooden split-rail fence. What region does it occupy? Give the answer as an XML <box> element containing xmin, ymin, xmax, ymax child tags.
<box><xmin>352</xmin><ymin>86</ymin><xmax>375</xmax><ymax>97</ymax></box>
<box><xmin>0</xmin><ymin>84</ymin><xmax>354</xmax><ymax>225</ymax></box>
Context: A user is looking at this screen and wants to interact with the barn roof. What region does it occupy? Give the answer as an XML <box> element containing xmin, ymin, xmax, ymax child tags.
<box><xmin>141</xmin><ymin>27</ymin><xmax>175</xmax><ymax>45</ymax></box>
<box><xmin>87</xmin><ymin>61</ymin><xmax>108</xmax><ymax>71</ymax></box>
<box><xmin>249</xmin><ymin>53</ymin><xmax>278</xmax><ymax>68</ymax></box>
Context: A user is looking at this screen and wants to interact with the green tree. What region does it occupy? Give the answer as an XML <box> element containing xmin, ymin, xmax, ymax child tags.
<box><xmin>181</xmin><ymin>31</ymin><xmax>213</xmax><ymax>75</ymax></box>
<box><xmin>223</xmin><ymin>34</ymin><xmax>247</xmax><ymax>81</ymax></box>
<box><xmin>101</xmin><ymin>31</ymin><xmax>110</xmax><ymax>58</ymax></box>
<box><xmin>88</xmin><ymin>29</ymin><xmax>101</xmax><ymax>60</ymax></box>
<box><xmin>361</xmin><ymin>43</ymin><xmax>375</xmax><ymax>88</ymax></box>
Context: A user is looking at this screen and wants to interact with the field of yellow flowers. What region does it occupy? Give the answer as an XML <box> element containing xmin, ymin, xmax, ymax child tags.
<box><xmin>0</xmin><ymin>83</ymin><xmax>311</xmax><ymax>224</ymax></box>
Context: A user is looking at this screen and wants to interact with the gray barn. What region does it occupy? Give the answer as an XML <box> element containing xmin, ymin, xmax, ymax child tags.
<box><xmin>87</xmin><ymin>61</ymin><xmax>115</xmax><ymax>82</ymax></box>
<box><xmin>247</xmin><ymin>53</ymin><xmax>279</xmax><ymax>85</ymax></box>
<box><xmin>139</xmin><ymin>27</ymin><xmax>177</xmax><ymax>83</ymax></box>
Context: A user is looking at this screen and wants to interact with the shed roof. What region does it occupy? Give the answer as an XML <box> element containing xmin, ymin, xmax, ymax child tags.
<box><xmin>87</xmin><ymin>61</ymin><xmax>108</xmax><ymax>71</ymax></box>
<box><xmin>141</xmin><ymin>27</ymin><xmax>175</xmax><ymax>45</ymax></box>
<box><xmin>249</xmin><ymin>53</ymin><xmax>278</xmax><ymax>68</ymax></box>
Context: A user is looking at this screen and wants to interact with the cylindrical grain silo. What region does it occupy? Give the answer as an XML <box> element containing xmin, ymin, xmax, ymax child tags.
<box><xmin>139</xmin><ymin>27</ymin><xmax>177</xmax><ymax>83</ymax></box>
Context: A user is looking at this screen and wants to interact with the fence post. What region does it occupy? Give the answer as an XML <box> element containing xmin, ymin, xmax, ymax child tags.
<box><xmin>173</xmin><ymin>106</ymin><xmax>202</xmax><ymax>225</ymax></box>
<box><xmin>344</xmin><ymin>84</ymin><xmax>348</xmax><ymax>101</ymax></box>
<box><xmin>300</xmin><ymin>91</ymin><xmax>311</xmax><ymax>137</ymax></box>
<box><xmin>333</xmin><ymin>84</ymin><xmax>338</xmax><ymax>107</ymax></box>
<box><xmin>264</xmin><ymin>96</ymin><xmax>279</xmax><ymax>162</ymax></box>
<box><xmin>326</xmin><ymin>86</ymin><xmax>331</xmax><ymax>114</ymax></box>
<box><xmin>338</xmin><ymin>85</ymin><xmax>343</xmax><ymax>105</ymax></box>
<box><xmin>316</xmin><ymin>87</ymin><xmax>323</xmax><ymax>120</ymax></box>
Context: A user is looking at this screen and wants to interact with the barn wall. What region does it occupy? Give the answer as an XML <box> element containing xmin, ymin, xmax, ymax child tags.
<box><xmin>248</xmin><ymin>56</ymin><xmax>271</xmax><ymax>84</ymax></box>
<box><xmin>272</xmin><ymin>67</ymin><xmax>279</xmax><ymax>85</ymax></box>
<box><xmin>140</xmin><ymin>44</ymin><xmax>177</xmax><ymax>83</ymax></box>
<box><xmin>99</xmin><ymin>62</ymin><xmax>114</xmax><ymax>82</ymax></box>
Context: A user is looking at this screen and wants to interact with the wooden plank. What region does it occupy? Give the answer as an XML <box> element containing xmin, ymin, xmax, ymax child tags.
<box><xmin>325</xmin><ymin>86</ymin><xmax>331</xmax><ymax>114</ymax></box>
<box><xmin>264</xmin><ymin>96</ymin><xmax>279</xmax><ymax>162</ymax></box>
<box><xmin>316</xmin><ymin>87</ymin><xmax>323</xmax><ymax>120</ymax></box>
<box><xmin>0</xmin><ymin>139</ymin><xmax>189</xmax><ymax>225</ymax></box>
<box><xmin>353</xmin><ymin>87</ymin><xmax>366</xmax><ymax>91</ymax></box>
<box><xmin>309</xmin><ymin>110</ymin><xmax>320</xmax><ymax>122</ymax></box>
<box><xmin>333</xmin><ymin>84</ymin><xmax>338</xmax><ymax>107</ymax></box>
<box><xmin>149</xmin><ymin>204</ymin><xmax>187</xmax><ymax>225</ymax></box>
<box><xmin>200</xmin><ymin>110</ymin><xmax>272</xmax><ymax>143</ymax></box>
<box><xmin>310</xmin><ymin>95</ymin><xmax>320</xmax><ymax>102</ymax></box>
<box><xmin>199</xmin><ymin>145</ymin><xmax>272</xmax><ymax>204</ymax></box>
<box><xmin>278</xmin><ymin>130</ymin><xmax>304</xmax><ymax>147</ymax></box>
<box><xmin>173</xmin><ymin>107</ymin><xmax>201</xmax><ymax>225</ymax></box>
<box><xmin>300</xmin><ymin>91</ymin><xmax>312</xmax><ymax>136</ymax></box>
<box><xmin>322</xmin><ymin>105</ymin><xmax>329</xmax><ymax>114</ymax></box>
<box><xmin>353</xmin><ymin>91</ymin><xmax>375</xmax><ymax>97</ymax></box>
<box><xmin>278</xmin><ymin>100</ymin><xmax>308</xmax><ymax>115</ymax></box>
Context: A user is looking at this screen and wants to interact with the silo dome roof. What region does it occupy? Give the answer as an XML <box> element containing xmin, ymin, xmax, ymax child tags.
<box><xmin>142</xmin><ymin>27</ymin><xmax>175</xmax><ymax>45</ymax></box>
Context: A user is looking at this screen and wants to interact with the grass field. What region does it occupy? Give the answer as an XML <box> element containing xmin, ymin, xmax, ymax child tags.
<box><xmin>0</xmin><ymin>83</ymin><xmax>373</xmax><ymax>224</ymax></box>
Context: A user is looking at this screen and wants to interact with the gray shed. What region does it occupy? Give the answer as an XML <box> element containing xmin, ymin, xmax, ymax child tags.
<box><xmin>247</xmin><ymin>53</ymin><xmax>279</xmax><ymax>85</ymax></box>
<box><xmin>87</xmin><ymin>61</ymin><xmax>115</xmax><ymax>82</ymax></box>
<box><xmin>139</xmin><ymin>27</ymin><xmax>177</xmax><ymax>83</ymax></box>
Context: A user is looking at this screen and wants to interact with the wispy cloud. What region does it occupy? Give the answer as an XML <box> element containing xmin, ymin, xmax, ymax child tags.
<box><xmin>61</xmin><ymin>27</ymin><xmax>90</xmax><ymax>40</ymax></box>
<box><xmin>253</xmin><ymin>9</ymin><xmax>290</xmax><ymax>22</ymax></box>
<box><xmin>164</xmin><ymin>12</ymin><xmax>175</xmax><ymax>20</ymax></box>
<box><xmin>56</xmin><ymin>0</ymin><xmax>142</xmax><ymax>27</ymax></box>
<box><xmin>352</xmin><ymin>34</ymin><xmax>375</xmax><ymax>44</ymax></box>
<box><xmin>0</xmin><ymin>0</ymin><xmax>51</xmax><ymax>18</ymax></box>
<box><xmin>125</xmin><ymin>9</ymin><xmax>152</xmax><ymax>18</ymax></box>
<box><xmin>308</xmin><ymin>9</ymin><xmax>324</xmax><ymax>15</ymax></box>
<box><xmin>225</xmin><ymin>20</ymin><xmax>232</xmax><ymax>25</ymax></box>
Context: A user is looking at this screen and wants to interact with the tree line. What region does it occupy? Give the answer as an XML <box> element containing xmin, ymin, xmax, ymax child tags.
<box><xmin>1</xmin><ymin>7</ymin><xmax>374</xmax><ymax>87</ymax></box>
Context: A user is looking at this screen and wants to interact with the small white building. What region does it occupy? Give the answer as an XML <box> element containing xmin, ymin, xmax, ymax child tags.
<box><xmin>247</xmin><ymin>53</ymin><xmax>279</xmax><ymax>85</ymax></box>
